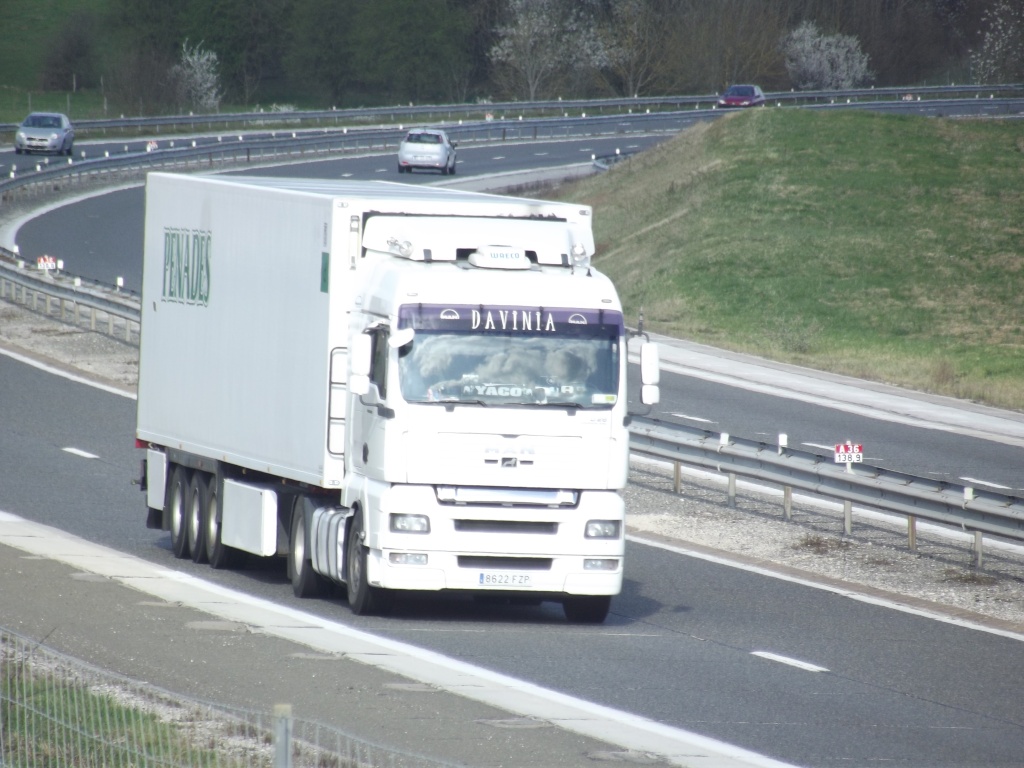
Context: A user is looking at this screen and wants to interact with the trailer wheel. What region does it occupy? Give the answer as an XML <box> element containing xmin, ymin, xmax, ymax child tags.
<box><xmin>204</xmin><ymin>474</ymin><xmax>244</xmax><ymax>569</ymax></box>
<box><xmin>562</xmin><ymin>595</ymin><xmax>611</xmax><ymax>624</ymax></box>
<box><xmin>167</xmin><ymin>466</ymin><xmax>191</xmax><ymax>559</ymax></box>
<box><xmin>187</xmin><ymin>473</ymin><xmax>209</xmax><ymax>564</ymax></box>
<box><xmin>288</xmin><ymin>500</ymin><xmax>323</xmax><ymax>598</ymax></box>
<box><xmin>346</xmin><ymin>511</ymin><xmax>392</xmax><ymax>615</ymax></box>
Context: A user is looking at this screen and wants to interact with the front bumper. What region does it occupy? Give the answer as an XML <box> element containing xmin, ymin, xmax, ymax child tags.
<box><xmin>364</xmin><ymin>485</ymin><xmax>625</xmax><ymax>596</ymax></box>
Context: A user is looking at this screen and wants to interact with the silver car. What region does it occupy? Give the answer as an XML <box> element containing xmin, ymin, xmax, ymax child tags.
<box><xmin>15</xmin><ymin>112</ymin><xmax>75</xmax><ymax>156</ymax></box>
<box><xmin>397</xmin><ymin>128</ymin><xmax>456</xmax><ymax>175</ymax></box>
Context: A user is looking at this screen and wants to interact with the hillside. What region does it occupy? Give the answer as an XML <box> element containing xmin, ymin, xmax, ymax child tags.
<box><xmin>553</xmin><ymin>109</ymin><xmax>1024</xmax><ymax>411</ymax></box>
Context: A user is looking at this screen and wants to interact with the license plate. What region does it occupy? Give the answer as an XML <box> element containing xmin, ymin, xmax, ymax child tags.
<box><xmin>479</xmin><ymin>572</ymin><xmax>531</xmax><ymax>587</ymax></box>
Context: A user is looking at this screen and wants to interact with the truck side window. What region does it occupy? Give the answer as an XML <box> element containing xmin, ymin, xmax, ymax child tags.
<box><xmin>370</xmin><ymin>329</ymin><xmax>388</xmax><ymax>398</ymax></box>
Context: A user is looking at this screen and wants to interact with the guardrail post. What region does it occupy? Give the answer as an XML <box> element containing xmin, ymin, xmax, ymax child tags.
<box><xmin>778</xmin><ymin>434</ymin><xmax>792</xmax><ymax>519</ymax></box>
<box><xmin>844</xmin><ymin>500</ymin><xmax>853</xmax><ymax>534</ymax></box>
<box><xmin>673</xmin><ymin>461</ymin><xmax>681</xmax><ymax>494</ymax></box>
<box><xmin>274</xmin><ymin>703</ymin><xmax>293</xmax><ymax>768</ymax></box>
<box><xmin>908</xmin><ymin>515</ymin><xmax>917</xmax><ymax>550</ymax></box>
<box><xmin>974</xmin><ymin>531</ymin><xmax>984</xmax><ymax>568</ymax></box>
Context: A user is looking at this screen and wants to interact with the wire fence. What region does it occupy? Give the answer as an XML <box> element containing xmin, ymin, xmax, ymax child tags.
<box><xmin>0</xmin><ymin>628</ymin><xmax>458</xmax><ymax>768</ymax></box>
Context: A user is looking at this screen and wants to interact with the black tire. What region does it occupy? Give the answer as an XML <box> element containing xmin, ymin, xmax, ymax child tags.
<box><xmin>440</xmin><ymin>163</ymin><xmax>449</xmax><ymax>176</ymax></box>
<box><xmin>187</xmin><ymin>472</ymin><xmax>208</xmax><ymax>564</ymax></box>
<box><xmin>167</xmin><ymin>466</ymin><xmax>191</xmax><ymax>559</ymax></box>
<box><xmin>14</xmin><ymin>147</ymin><xmax>21</xmax><ymax>155</ymax></box>
<box><xmin>563</xmin><ymin>595</ymin><xmax>611</xmax><ymax>623</ymax></box>
<box><xmin>204</xmin><ymin>475</ymin><xmax>244</xmax><ymax>569</ymax></box>
<box><xmin>346</xmin><ymin>510</ymin><xmax>392</xmax><ymax>615</ymax></box>
<box><xmin>449</xmin><ymin>158</ymin><xmax>456</xmax><ymax>175</ymax></box>
<box><xmin>288</xmin><ymin>498</ymin><xmax>323</xmax><ymax>598</ymax></box>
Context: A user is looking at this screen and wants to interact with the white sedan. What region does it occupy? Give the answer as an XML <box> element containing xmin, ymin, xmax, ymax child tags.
<box><xmin>397</xmin><ymin>128</ymin><xmax>457</xmax><ymax>175</ymax></box>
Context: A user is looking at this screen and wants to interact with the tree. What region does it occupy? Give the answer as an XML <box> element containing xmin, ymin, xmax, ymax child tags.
<box><xmin>41</xmin><ymin>11</ymin><xmax>100</xmax><ymax>91</ymax></box>
<box><xmin>349</xmin><ymin>0</ymin><xmax>473</xmax><ymax>104</ymax></box>
<box><xmin>182</xmin><ymin>0</ymin><xmax>291</xmax><ymax>104</ymax></box>
<box><xmin>284</xmin><ymin>0</ymin><xmax>355</xmax><ymax>104</ymax></box>
<box><xmin>599</xmin><ymin>0</ymin><xmax>663</xmax><ymax>97</ymax></box>
<box><xmin>971</xmin><ymin>0</ymin><xmax>1024</xmax><ymax>83</ymax></box>
<box><xmin>169</xmin><ymin>40</ymin><xmax>223</xmax><ymax>112</ymax></box>
<box><xmin>489</xmin><ymin>0</ymin><xmax>607</xmax><ymax>100</ymax></box>
<box><xmin>781</xmin><ymin>20</ymin><xmax>872</xmax><ymax>90</ymax></box>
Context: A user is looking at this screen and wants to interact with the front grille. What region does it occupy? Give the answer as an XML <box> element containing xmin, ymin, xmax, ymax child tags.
<box><xmin>454</xmin><ymin>520</ymin><xmax>558</xmax><ymax>535</ymax></box>
<box><xmin>458</xmin><ymin>556</ymin><xmax>553</xmax><ymax>570</ymax></box>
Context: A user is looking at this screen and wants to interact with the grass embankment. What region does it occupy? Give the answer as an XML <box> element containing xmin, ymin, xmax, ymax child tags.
<box><xmin>555</xmin><ymin>108</ymin><xmax>1024</xmax><ymax>411</ymax></box>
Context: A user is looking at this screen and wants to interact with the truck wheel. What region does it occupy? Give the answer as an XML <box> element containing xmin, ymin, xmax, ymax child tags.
<box><xmin>288</xmin><ymin>500</ymin><xmax>322</xmax><ymax>598</ymax></box>
<box><xmin>346</xmin><ymin>511</ymin><xmax>392</xmax><ymax>615</ymax></box>
<box><xmin>187</xmin><ymin>473</ymin><xmax>208</xmax><ymax>564</ymax></box>
<box><xmin>562</xmin><ymin>595</ymin><xmax>611</xmax><ymax>624</ymax></box>
<box><xmin>205</xmin><ymin>475</ymin><xmax>244</xmax><ymax>569</ymax></box>
<box><xmin>167</xmin><ymin>466</ymin><xmax>191</xmax><ymax>559</ymax></box>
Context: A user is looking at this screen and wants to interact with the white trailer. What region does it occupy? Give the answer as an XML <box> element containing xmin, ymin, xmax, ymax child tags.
<box><xmin>136</xmin><ymin>173</ymin><xmax>659</xmax><ymax>622</ymax></box>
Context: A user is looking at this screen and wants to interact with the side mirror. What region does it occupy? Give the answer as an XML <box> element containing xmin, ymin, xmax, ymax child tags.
<box><xmin>639</xmin><ymin>342</ymin><xmax>660</xmax><ymax>406</ymax></box>
<box><xmin>389</xmin><ymin>327</ymin><xmax>415</xmax><ymax>349</ymax></box>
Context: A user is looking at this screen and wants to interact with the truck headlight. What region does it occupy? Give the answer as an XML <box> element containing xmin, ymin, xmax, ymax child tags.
<box><xmin>585</xmin><ymin>520</ymin><xmax>621</xmax><ymax>539</ymax></box>
<box><xmin>390</xmin><ymin>552</ymin><xmax>428</xmax><ymax>565</ymax></box>
<box><xmin>390</xmin><ymin>513</ymin><xmax>430</xmax><ymax>533</ymax></box>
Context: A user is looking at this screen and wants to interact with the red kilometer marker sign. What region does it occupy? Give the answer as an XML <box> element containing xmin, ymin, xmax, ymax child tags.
<box><xmin>834</xmin><ymin>443</ymin><xmax>864</xmax><ymax>463</ymax></box>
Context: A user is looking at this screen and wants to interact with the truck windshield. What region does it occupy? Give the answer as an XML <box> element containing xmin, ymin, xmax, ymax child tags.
<box><xmin>397</xmin><ymin>304</ymin><xmax>621</xmax><ymax>408</ymax></box>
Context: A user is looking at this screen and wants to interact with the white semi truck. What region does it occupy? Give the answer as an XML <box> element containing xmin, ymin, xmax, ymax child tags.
<box><xmin>136</xmin><ymin>173</ymin><xmax>659</xmax><ymax>623</ymax></box>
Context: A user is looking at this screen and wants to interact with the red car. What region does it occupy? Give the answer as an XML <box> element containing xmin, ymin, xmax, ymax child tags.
<box><xmin>717</xmin><ymin>85</ymin><xmax>766</xmax><ymax>108</ymax></box>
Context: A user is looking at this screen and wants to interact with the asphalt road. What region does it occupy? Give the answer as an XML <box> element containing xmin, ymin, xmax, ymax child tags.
<box><xmin>11</xmin><ymin>137</ymin><xmax>1024</xmax><ymax>493</ymax></box>
<box><xmin>4</xmin><ymin>131</ymin><xmax>1024</xmax><ymax>766</ymax></box>
<box><xmin>1</xmin><ymin>353</ymin><xmax>1023</xmax><ymax>767</ymax></box>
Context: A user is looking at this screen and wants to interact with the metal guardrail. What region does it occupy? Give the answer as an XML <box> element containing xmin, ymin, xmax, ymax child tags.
<box><xmin>2</xmin><ymin>83</ymin><xmax>1021</xmax><ymax>135</ymax></box>
<box><xmin>0</xmin><ymin>111</ymin><xmax>695</xmax><ymax>205</ymax></box>
<box><xmin>628</xmin><ymin>417</ymin><xmax>1024</xmax><ymax>566</ymax></box>
<box><xmin>4</xmin><ymin>97</ymin><xmax>1024</xmax><ymax>567</ymax></box>
<box><xmin>6</xmin><ymin>94</ymin><xmax>1022</xmax><ymax>209</ymax></box>
<box><xmin>0</xmin><ymin>251</ymin><xmax>140</xmax><ymax>342</ymax></box>
<box><xmin>4</xmin><ymin>251</ymin><xmax>1021</xmax><ymax>569</ymax></box>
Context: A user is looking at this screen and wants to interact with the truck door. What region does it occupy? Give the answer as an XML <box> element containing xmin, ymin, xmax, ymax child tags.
<box><xmin>351</xmin><ymin>325</ymin><xmax>392</xmax><ymax>480</ymax></box>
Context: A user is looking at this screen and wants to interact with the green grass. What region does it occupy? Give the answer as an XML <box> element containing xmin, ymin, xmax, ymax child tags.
<box><xmin>2</xmin><ymin>663</ymin><xmax>224</xmax><ymax>767</ymax></box>
<box><xmin>549</xmin><ymin>109</ymin><xmax>1024</xmax><ymax>410</ymax></box>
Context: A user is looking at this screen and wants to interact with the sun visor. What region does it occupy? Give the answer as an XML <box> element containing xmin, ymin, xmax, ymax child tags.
<box><xmin>360</xmin><ymin>215</ymin><xmax>594</xmax><ymax>266</ymax></box>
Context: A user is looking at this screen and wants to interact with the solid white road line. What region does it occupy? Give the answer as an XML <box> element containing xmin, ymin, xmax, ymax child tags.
<box><xmin>0</xmin><ymin>511</ymin><xmax>797</xmax><ymax>768</ymax></box>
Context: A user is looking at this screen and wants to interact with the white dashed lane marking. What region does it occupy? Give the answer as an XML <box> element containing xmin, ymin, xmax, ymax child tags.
<box><xmin>63</xmin><ymin>447</ymin><xmax>99</xmax><ymax>459</ymax></box>
<box><xmin>751</xmin><ymin>651</ymin><xmax>829</xmax><ymax>673</ymax></box>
